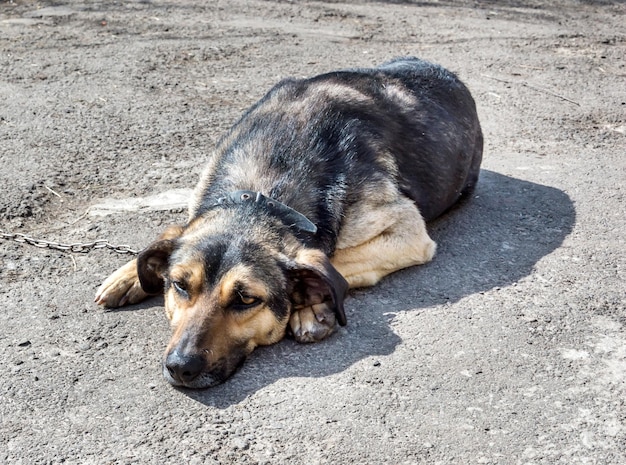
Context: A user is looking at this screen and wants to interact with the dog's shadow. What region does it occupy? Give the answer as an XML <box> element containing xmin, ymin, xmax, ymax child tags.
<box><xmin>181</xmin><ymin>169</ymin><xmax>576</xmax><ymax>407</ymax></box>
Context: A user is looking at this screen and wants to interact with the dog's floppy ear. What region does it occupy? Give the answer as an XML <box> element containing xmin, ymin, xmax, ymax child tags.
<box><xmin>285</xmin><ymin>249</ymin><xmax>349</xmax><ymax>326</ymax></box>
<box><xmin>137</xmin><ymin>225</ymin><xmax>183</xmax><ymax>294</ymax></box>
<box><xmin>137</xmin><ymin>239</ymin><xmax>176</xmax><ymax>294</ymax></box>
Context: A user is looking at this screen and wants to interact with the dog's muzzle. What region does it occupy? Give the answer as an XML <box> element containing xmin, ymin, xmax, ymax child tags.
<box><xmin>162</xmin><ymin>348</ymin><xmax>243</xmax><ymax>389</ymax></box>
<box><xmin>163</xmin><ymin>350</ymin><xmax>206</xmax><ymax>386</ymax></box>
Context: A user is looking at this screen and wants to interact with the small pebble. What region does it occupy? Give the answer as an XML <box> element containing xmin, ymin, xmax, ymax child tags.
<box><xmin>231</xmin><ymin>438</ymin><xmax>249</xmax><ymax>451</ymax></box>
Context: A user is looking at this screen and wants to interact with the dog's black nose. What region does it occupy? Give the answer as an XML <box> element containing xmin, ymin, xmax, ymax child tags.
<box><xmin>164</xmin><ymin>350</ymin><xmax>205</xmax><ymax>384</ymax></box>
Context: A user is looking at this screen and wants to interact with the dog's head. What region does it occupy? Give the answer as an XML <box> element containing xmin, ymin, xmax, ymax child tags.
<box><xmin>136</xmin><ymin>220</ymin><xmax>348</xmax><ymax>389</ymax></box>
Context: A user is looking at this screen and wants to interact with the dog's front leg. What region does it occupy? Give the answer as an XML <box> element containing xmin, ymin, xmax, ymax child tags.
<box><xmin>94</xmin><ymin>225</ymin><xmax>183</xmax><ymax>308</ymax></box>
<box><xmin>94</xmin><ymin>259</ymin><xmax>150</xmax><ymax>308</ymax></box>
<box><xmin>289</xmin><ymin>303</ymin><xmax>337</xmax><ymax>343</ymax></box>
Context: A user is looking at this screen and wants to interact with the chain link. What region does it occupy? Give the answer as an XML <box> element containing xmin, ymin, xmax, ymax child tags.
<box><xmin>0</xmin><ymin>231</ymin><xmax>138</xmax><ymax>255</ymax></box>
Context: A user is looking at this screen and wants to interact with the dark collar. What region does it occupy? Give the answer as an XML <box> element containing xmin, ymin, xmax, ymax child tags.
<box><xmin>213</xmin><ymin>190</ymin><xmax>317</xmax><ymax>234</ymax></box>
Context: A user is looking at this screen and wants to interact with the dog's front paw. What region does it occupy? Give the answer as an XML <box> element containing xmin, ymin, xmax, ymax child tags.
<box><xmin>94</xmin><ymin>260</ymin><xmax>148</xmax><ymax>308</ymax></box>
<box><xmin>288</xmin><ymin>303</ymin><xmax>337</xmax><ymax>343</ymax></box>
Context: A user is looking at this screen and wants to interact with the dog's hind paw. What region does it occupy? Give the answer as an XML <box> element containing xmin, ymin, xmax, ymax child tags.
<box><xmin>94</xmin><ymin>260</ymin><xmax>148</xmax><ymax>308</ymax></box>
<box><xmin>288</xmin><ymin>303</ymin><xmax>336</xmax><ymax>343</ymax></box>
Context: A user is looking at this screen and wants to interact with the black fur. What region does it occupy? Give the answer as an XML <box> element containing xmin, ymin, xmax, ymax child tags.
<box><xmin>194</xmin><ymin>57</ymin><xmax>483</xmax><ymax>255</ymax></box>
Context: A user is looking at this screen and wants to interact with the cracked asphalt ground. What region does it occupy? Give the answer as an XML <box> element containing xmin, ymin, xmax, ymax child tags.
<box><xmin>1</xmin><ymin>1</ymin><xmax>625</xmax><ymax>463</ymax></box>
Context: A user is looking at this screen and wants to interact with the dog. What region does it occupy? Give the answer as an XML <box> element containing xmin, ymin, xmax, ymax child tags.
<box><xmin>95</xmin><ymin>57</ymin><xmax>483</xmax><ymax>389</ymax></box>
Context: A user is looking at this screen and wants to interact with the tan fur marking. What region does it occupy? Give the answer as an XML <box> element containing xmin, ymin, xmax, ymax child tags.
<box><xmin>293</xmin><ymin>247</ymin><xmax>328</xmax><ymax>268</ymax></box>
<box><xmin>224</xmin><ymin>306</ymin><xmax>287</xmax><ymax>347</ymax></box>
<box><xmin>335</xmin><ymin>178</ymin><xmax>399</xmax><ymax>250</ymax></box>
<box><xmin>375</xmin><ymin>149</ymin><xmax>400</xmax><ymax>180</ymax></box>
<box><xmin>382</xmin><ymin>83</ymin><xmax>417</xmax><ymax>108</ymax></box>
<box><xmin>170</xmin><ymin>260</ymin><xmax>205</xmax><ymax>301</ymax></box>
<box><xmin>332</xmin><ymin>196</ymin><xmax>436</xmax><ymax>288</ymax></box>
<box><xmin>218</xmin><ymin>264</ymin><xmax>270</xmax><ymax>308</ymax></box>
<box><xmin>306</xmin><ymin>82</ymin><xmax>371</xmax><ymax>104</ymax></box>
<box><xmin>159</xmin><ymin>224</ymin><xmax>185</xmax><ymax>241</ymax></box>
<box><xmin>164</xmin><ymin>288</ymin><xmax>183</xmax><ymax>326</ymax></box>
<box><xmin>249</xmin><ymin>81</ymin><xmax>372</xmax><ymax>129</ymax></box>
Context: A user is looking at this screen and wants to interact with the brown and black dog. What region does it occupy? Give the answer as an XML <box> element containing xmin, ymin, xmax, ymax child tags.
<box><xmin>95</xmin><ymin>57</ymin><xmax>483</xmax><ymax>388</ymax></box>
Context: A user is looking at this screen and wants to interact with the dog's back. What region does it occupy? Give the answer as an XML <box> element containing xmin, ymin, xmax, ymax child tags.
<box><xmin>373</xmin><ymin>57</ymin><xmax>483</xmax><ymax>220</ymax></box>
<box><xmin>191</xmin><ymin>57</ymin><xmax>482</xmax><ymax>254</ymax></box>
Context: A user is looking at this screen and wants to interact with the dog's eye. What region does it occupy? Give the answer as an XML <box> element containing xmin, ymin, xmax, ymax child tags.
<box><xmin>172</xmin><ymin>280</ymin><xmax>189</xmax><ymax>298</ymax></box>
<box><xmin>232</xmin><ymin>292</ymin><xmax>261</xmax><ymax>311</ymax></box>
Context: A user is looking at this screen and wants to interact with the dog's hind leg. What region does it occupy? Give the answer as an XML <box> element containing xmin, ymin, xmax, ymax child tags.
<box><xmin>331</xmin><ymin>197</ymin><xmax>436</xmax><ymax>288</ymax></box>
<box><xmin>289</xmin><ymin>198</ymin><xmax>434</xmax><ymax>342</ymax></box>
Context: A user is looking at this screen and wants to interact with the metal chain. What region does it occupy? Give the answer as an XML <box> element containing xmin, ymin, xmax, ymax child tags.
<box><xmin>0</xmin><ymin>231</ymin><xmax>138</xmax><ymax>255</ymax></box>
